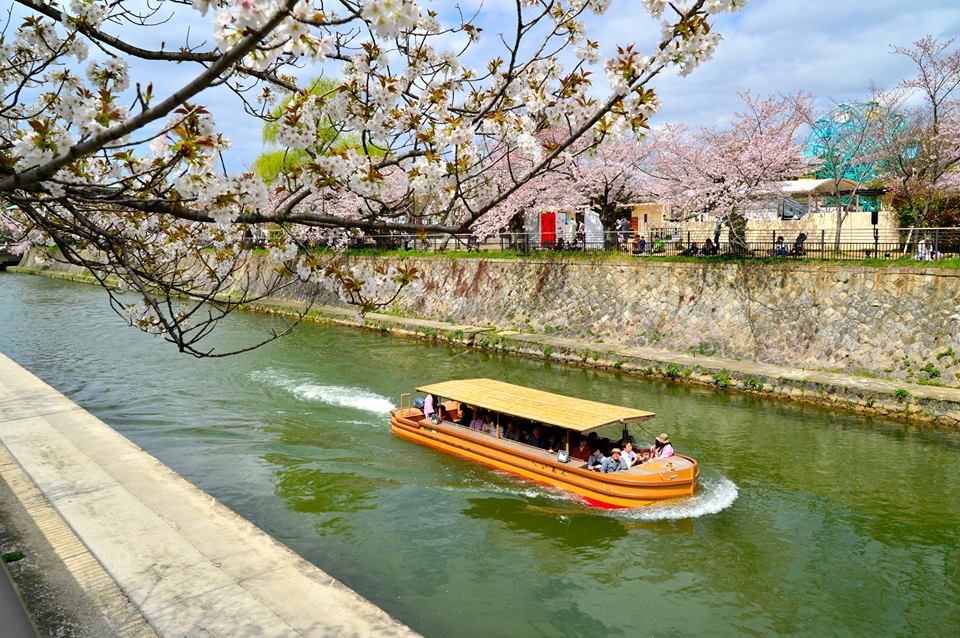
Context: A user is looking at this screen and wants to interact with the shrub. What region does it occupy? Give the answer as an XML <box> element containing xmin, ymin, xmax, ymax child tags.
<box><xmin>922</xmin><ymin>362</ymin><xmax>941</xmax><ymax>379</ymax></box>
<box><xmin>713</xmin><ymin>371</ymin><xmax>731</xmax><ymax>388</ymax></box>
<box><xmin>894</xmin><ymin>388</ymin><xmax>910</xmax><ymax>400</ymax></box>
<box><xmin>665</xmin><ymin>363</ymin><xmax>681</xmax><ymax>378</ymax></box>
<box><xmin>543</xmin><ymin>345</ymin><xmax>554</xmax><ymax>357</ymax></box>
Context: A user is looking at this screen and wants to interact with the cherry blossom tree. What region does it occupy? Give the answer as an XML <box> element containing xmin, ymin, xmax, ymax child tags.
<box><xmin>569</xmin><ymin>139</ymin><xmax>648</xmax><ymax>226</ymax></box>
<box><xmin>1</xmin><ymin>0</ymin><xmax>748</xmax><ymax>355</ymax></box>
<box><xmin>878</xmin><ymin>36</ymin><xmax>960</xmax><ymax>233</ymax></box>
<box><xmin>641</xmin><ymin>91</ymin><xmax>813</xmax><ymax>251</ymax></box>
<box><xmin>470</xmin><ymin>132</ymin><xmax>647</xmax><ymax>240</ymax></box>
<box><xmin>799</xmin><ymin>96</ymin><xmax>901</xmax><ymax>249</ymax></box>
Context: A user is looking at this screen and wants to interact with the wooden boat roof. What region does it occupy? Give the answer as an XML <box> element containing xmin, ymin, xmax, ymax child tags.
<box><xmin>416</xmin><ymin>378</ymin><xmax>655</xmax><ymax>433</ymax></box>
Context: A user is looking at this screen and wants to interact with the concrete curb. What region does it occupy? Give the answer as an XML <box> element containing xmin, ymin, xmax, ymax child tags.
<box><xmin>0</xmin><ymin>353</ymin><xmax>420</xmax><ymax>638</ymax></box>
<box><xmin>0</xmin><ymin>559</ymin><xmax>37</xmax><ymax>638</ymax></box>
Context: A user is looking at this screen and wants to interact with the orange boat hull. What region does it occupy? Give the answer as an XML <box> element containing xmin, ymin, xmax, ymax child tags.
<box><xmin>391</xmin><ymin>408</ymin><xmax>699</xmax><ymax>508</ymax></box>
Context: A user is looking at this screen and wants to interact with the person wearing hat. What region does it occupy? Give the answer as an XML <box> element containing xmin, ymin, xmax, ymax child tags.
<box><xmin>600</xmin><ymin>448</ymin><xmax>629</xmax><ymax>473</ymax></box>
<box><xmin>646</xmin><ymin>433</ymin><xmax>674</xmax><ymax>461</ymax></box>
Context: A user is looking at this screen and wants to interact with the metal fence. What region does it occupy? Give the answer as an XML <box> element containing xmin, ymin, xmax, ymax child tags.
<box><xmin>344</xmin><ymin>227</ymin><xmax>960</xmax><ymax>262</ymax></box>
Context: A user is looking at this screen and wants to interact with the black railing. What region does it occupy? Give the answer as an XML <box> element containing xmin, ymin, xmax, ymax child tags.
<box><xmin>327</xmin><ymin>227</ymin><xmax>960</xmax><ymax>262</ymax></box>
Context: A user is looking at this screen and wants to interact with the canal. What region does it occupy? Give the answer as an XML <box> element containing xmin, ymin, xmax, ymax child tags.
<box><xmin>1</xmin><ymin>273</ymin><xmax>958</xmax><ymax>637</ymax></box>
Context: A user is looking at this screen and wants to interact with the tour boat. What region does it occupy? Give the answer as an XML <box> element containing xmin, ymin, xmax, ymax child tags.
<box><xmin>390</xmin><ymin>378</ymin><xmax>699</xmax><ymax>508</ymax></box>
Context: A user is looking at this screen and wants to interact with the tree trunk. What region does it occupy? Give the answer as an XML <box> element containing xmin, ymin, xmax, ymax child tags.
<box><xmin>726</xmin><ymin>209</ymin><xmax>748</xmax><ymax>255</ymax></box>
<box><xmin>834</xmin><ymin>210</ymin><xmax>843</xmax><ymax>255</ymax></box>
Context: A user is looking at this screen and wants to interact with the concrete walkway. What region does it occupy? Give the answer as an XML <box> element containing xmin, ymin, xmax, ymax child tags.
<box><xmin>0</xmin><ymin>353</ymin><xmax>419</xmax><ymax>638</ymax></box>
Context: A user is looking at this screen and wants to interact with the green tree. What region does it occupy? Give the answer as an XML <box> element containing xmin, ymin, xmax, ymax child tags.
<box><xmin>253</xmin><ymin>78</ymin><xmax>361</xmax><ymax>183</ymax></box>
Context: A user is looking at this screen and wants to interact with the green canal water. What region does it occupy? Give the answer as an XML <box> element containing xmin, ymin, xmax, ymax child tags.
<box><xmin>1</xmin><ymin>273</ymin><xmax>958</xmax><ymax>637</ymax></box>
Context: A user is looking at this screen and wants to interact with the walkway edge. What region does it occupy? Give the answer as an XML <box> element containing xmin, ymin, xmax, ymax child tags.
<box><xmin>0</xmin><ymin>442</ymin><xmax>155</xmax><ymax>637</ymax></box>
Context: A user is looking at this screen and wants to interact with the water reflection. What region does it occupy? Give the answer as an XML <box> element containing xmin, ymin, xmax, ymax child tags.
<box><xmin>462</xmin><ymin>497</ymin><xmax>694</xmax><ymax>555</ymax></box>
<box><xmin>264</xmin><ymin>452</ymin><xmax>391</xmax><ymax>535</ymax></box>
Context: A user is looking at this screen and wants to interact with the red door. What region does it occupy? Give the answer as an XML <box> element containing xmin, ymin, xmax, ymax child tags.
<box><xmin>540</xmin><ymin>212</ymin><xmax>556</xmax><ymax>248</ymax></box>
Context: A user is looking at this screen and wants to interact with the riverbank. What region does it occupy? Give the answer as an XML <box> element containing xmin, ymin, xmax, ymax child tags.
<box><xmin>11</xmin><ymin>260</ymin><xmax>960</xmax><ymax>431</ymax></box>
<box><xmin>250</xmin><ymin>296</ymin><xmax>960</xmax><ymax>431</ymax></box>
<box><xmin>0</xmin><ymin>352</ymin><xmax>419</xmax><ymax>637</ymax></box>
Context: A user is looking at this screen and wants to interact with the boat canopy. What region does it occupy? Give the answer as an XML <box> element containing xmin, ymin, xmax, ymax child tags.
<box><xmin>416</xmin><ymin>378</ymin><xmax>655</xmax><ymax>433</ymax></box>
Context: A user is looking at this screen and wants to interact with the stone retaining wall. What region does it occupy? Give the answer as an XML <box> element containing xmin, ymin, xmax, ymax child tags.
<box><xmin>20</xmin><ymin>250</ymin><xmax>960</xmax><ymax>386</ymax></box>
<box><xmin>14</xmin><ymin>251</ymin><xmax>960</xmax><ymax>428</ymax></box>
<box><xmin>320</xmin><ymin>256</ymin><xmax>960</xmax><ymax>387</ymax></box>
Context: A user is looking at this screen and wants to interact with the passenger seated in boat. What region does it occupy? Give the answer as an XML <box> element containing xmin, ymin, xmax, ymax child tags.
<box><xmin>527</xmin><ymin>426</ymin><xmax>545</xmax><ymax>449</ymax></box>
<box><xmin>483</xmin><ymin>413</ymin><xmax>499</xmax><ymax>437</ymax></box>
<box><xmin>586</xmin><ymin>449</ymin><xmax>605</xmax><ymax>471</ymax></box>
<box><xmin>621</xmin><ymin>441</ymin><xmax>638</xmax><ymax>466</ymax></box>
<box><xmin>601</xmin><ymin>448</ymin><xmax>629</xmax><ymax>473</ymax></box>
<box><xmin>469</xmin><ymin>409</ymin><xmax>484</xmax><ymax>431</ymax></box>
<box><xmin>571</xmin><ymin>437</ymin><xmax>591</xmax><ymax>462</ymax></box>
<box><xmin>587</xmin><ymin>432</ymin><xmax>600</xmax><ymax>453</ymax></box>
<box><xmin>504</xmin><ymin>420</ymin><xmax>521</xmax><ymax>441</ymax></box>
<box><xmin>544</xmin><ymin>431</ymin><xmax>561</xmax><ymax>452</ymax></box>
<box><xmin>598</xmin><ymin>437</ymin><xmax>612</xmax><ymax>455</ymax></box>
<box><xmin>643</xmin><ymin>433</ymin><xmax>674</xmax><ymax>461</ymax></box>
<box><xmin>458</xmin><ymin>404</ymin><xmax>473</xmax><ymax>426</ymax></box>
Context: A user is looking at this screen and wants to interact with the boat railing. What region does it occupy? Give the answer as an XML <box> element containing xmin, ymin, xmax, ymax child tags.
<box><xmin>398</xmin><ymin>393</ymin><xmax>412</xmax><ymax>409</ymax></box>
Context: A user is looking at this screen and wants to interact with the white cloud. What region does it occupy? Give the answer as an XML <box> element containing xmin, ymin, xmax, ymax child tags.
<box><xmin>647</xmin><ymin>0</ymin><xmax>960</xmax><ymax>127</ymax></box>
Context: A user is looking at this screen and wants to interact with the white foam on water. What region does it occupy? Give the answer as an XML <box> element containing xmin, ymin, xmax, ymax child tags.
<box><xmin>611</xmin><ymin>474</ymin><xmax>739</xmax><ymax>521</ymax></box>
<box><xmin>437</xmin><ymin>468</ymin><xmax>738</xmax><ymax>516</ymax></box>
<box><xmin>251</xmin><ymin>369</ymin><xmax>394</xmax><ymax>414</ymax></box>
<box><xmin>438</xmin><ymin>476</ymin><xmax>572</xmax><ymax>502</ymax></box>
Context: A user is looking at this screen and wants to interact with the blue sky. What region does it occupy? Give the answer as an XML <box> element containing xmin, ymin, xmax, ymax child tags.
<box><xmin>18</xmin><ymin>1</ymin><xmax>960</xmax><ymax>172</ymax></box>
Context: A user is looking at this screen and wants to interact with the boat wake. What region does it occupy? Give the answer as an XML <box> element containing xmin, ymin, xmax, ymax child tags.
<box><xmin>611</xmin><ymin>474</ymin><xmax>739</xmax><ymax>521</ymax></box>
<box><xmin>440</xmin><ymin>478</ymin><xmax>572</xmax><ymax>503</ymax></box>
<box><xmin>250</xmin><ymin>369</ymin><xmax>394</xmax><ymax>414</ymax></box>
